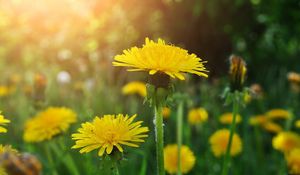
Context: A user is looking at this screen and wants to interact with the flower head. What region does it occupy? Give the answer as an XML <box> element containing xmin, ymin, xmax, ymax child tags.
<box><xmin>188</xmin><ymin>108</ymin><xmax>208</xmax><ymax>125</ymax></box>
<box><xmin>72</xmin><ymin>114</ymin><xmax>149</xmax><ymax>156</ymax></box>
<box><xmin>162</xmin><ymin>107</ymin><xmax>171</xmax><ymax>119</ymax></box>
<box><xmin>249</xmin><ymin>115</ymin><xmax>268</xmax><ymax>126</ymax></box>
<box><xmin>113</xmin><ymin>38</ymin><xmax>208</xmax><ymax>80</ymax></box>
<box><xmin>272</xmin><ymin>132</ymin><xmax>300</xmax><ymax>153</ymax></box>
<box><xmin>164</xmin><ymin>144</ymin><xmax>196</xmax><ymax>174</ymax></box>
<box><xmin>122</xmin><ymin>81</ymin><xmax>146</xmax><ymax>97</ymax></box>
<box><xmin>0</xmin><ymin>86</ymin><xmax>15</xmax><ymax>97</ymax></box>
<box><xmin>295</xmin><ymin>120</ymin><xmax>300</xmax><ymax>128</ymax></box>
<box><xmin>262</xmin><ymin>122</ymin><xmax>283</xmax><ymax>134</ymax></box>
<box><xmin>209</xmin><ymin>129</ymin><xmax>242</xmax><ymax>157</ymax></box>
<box><xmin>266</xmin><ymin>109</ymin><xmax>291</xmax><ymax>120</ymax></box>
<box><xmin>219</xmin><ymin>113</ymin><xmax>242</xmax><ymax>125</ymax></box>
<box><xmin>24</xmin><ymin>107</ymin><xmax>77</xmax><ymax>142</ymax></box>
<box><xmin>0</xmin><ymin>113</ymin><xmax>10</xmax><ymax>133</ymax></box>
<box><xmin>229</xmin><ymin>55</ymin><xmax>247</xmax><ymax>91</ymax></box>
<box><xmin>286</xmin><ymin>148</ymin><xmax>300</xmax><ymax>174</ymax></box>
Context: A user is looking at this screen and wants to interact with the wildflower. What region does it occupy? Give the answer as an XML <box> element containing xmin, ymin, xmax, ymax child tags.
<box><xmin>286</xmin><ymin>148</ymin><xmax>300</xmax><ymax>174</ymax></box>
<box><xmin>229</xmin><ymin>55</ymin><xmax>247</xmax><ymax>91</ymax></box>
<box><xmin>188</xmin><ymin>108</ymin><xmax>208</xmax><ymax>125</ymax></box>
<box><xmin>266</xmin><ymin>109</ymin><xmax>291</xmax><ymax>120</ymax></box>
<box><xmin>249</xmin><ymin>115</ymin><xmax>268</xmax><ymax>126</ymax></box>
<box><xmin>262</xmin><ymin>122</ymin><xmax>283</xmax><ymax>134</ymax></box>
<box><xmin>164</xmin><ymin>144</ymin><xmax>196</xmax><ymax>174</ymax></box>
<box><xmin>0</xmin><ymin>113</ymin><xmax>10</xmax><ymax>133</ymax></box>
<box><xmin>113</xmin><ymin>38</ymin><xmax>208</xmax><ymax>80</ymax></box>
<box><xmin>0</xmin><ymin>86</ymin><xmax>14</xmax><ymax>97</ymax></box>
<box><xmin>162</xmin><ymin>107</ymin><xmax>171</xmax><ymax>119</ymax></box>
<box><xmin>72</xmin><ymin>114</ymin><xmax>149</xmax><ymax>156</ymax></box>
<box><xmin>122</xmin><ymin>81</ymin><xmax>147</xmax><ymax>97</ymax></box>
<box><xmin>209</xmin><ymin>129</ymin><xmax>242</xmax><ymax>157</ymax></box>
<box><xmin>219</xmin><ymin>113</ymin><xmax>242</xmax><ymax>125</ymax></box>
<box><xmin>272</xmin><ymin>132</ymin><xmax>300</xmax><ymax>153</ymax></box>
<box><xmin>296</xmin><ymin>120</ymin><xmax>300</xmax><ymax>128</ymax></box>
<box><xmin>23</xmin><ymin>107</ymin><xmax>77</xmax><ymax>142</ymax></box>
<box><xmin>0</xmin><ymin>145</ymin><xmax>18</xmax><ymax>155</ymax></box>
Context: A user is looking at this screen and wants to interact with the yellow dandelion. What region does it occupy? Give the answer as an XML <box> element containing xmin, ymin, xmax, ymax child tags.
<box><xmin>272</xmin><ymin>132</ymin><xmax>300</xmax><ymax>153</ymax></box>
<box><xmin>122</xmin><ymin>81</ymin><xmax>147</xmax><ymax>97</ymax></box>
<box><xmin>162</xmin><ymin>107</ymin><xmax>171</xmax><ymax>119</ymax></box>
<box><xmin>72</xmin><ymin>114</ymin><xmax>149</xmax><ymax>156</ymax></box>
<box><xmin>164</xmin><ymin>144</ymin><xmax>196</xmax><ymax>174</ymax></box>
<box><xmin>0</xmin><ymin>112</ymin><xmax>10</xmax><ymax>133</ymax></box>
<box><xmin>286</xmin><ymin>148</ymin><xmax>300</xmax><ymax>174</ymax></box>
<box><xmin>266</xmin><ymin>109</ymin><xmax>291</xmax><ymax>120</ymax></box>
<box><xmin>295</xmin><ymin>120</ymin><xmax>300</xmax><ymax>128</ymax></box>
<box><xmin>219</xmin><ymin>113</ymin><xmax>242</xmax><ymax>125</ymax></box>
<box><xmin>0</xmin><ymin>145</ymin><xmax>18</xmax><ymax>155</ymax></box>
<box><xmin>188</xmin><ymin>107</ymin><xmax>208</xmax><ymax>125</ymax></box>
<box><xmin>209</xmin><ymin>129</ymin><xmax>242</xmax><ymax>157</ymax></box>
<box><xmin>113</xmin><ymin>38</ymin><xmax>208</xmax><ymax>80</ymax></box>
<box><xmin>249</xmin><ymin>115</ymin><xmax>268</xmax><ymax>126</ymax></box>
<box><xmin>24</xmin><ymin>107</ymin><xmax>77</xmax><ymax>142</ymax></box>
<box><xmin>262</xmin><ymin>122</ymin><xmax>283</xmax><ymax>134</ymax></box>
<box><xmin>0</xmin><ymin>86</ymin><xmax>14</xmax><ymax>97</ymax></box>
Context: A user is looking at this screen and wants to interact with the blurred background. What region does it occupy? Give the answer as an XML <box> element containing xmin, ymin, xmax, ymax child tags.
<box><xmin>0</xmin><ymin>0</ymin><xmax>300</xmax><ymax>174</ymax></box>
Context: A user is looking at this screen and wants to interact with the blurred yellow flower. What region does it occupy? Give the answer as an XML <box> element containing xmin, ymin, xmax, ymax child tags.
<box><xmin>262</xmin><ymin>122</ymin><xmax>283</xmax><ymax>134</ymax></box>
<box><xmin>113</xmin><ymin>38</ymin><xmax>208</xmax><ymax>80</ymax></box>
<box><xmin>24</xmin><ymin>107</ymin><xmax>77</xmax><ymax>142</ymax></box>
<box><xmin>219</xmin><ymin>113</ymin><xmax>242</xmax><ymax>125</ymax></box>
<box><xmin>0</xmin><ymin>112</ymin><xmax>10</xmax><ymax>133</ymax></box>
<box><xmin>164</xmin><ymin>144</ymin><xmax>196</xmax><ymax>174</ymax></box>
<box><xmin>122</xmin><ymin>81</ymin><xmax>146</xmax><ymax>97</ymax></box>
<box><xmin>266</xmin><ymin>109</ymin><xmax>291</xmax><ymax>120</ymax></box>
<box><xmin>188</xmin><ymin>107</ymin><xmax>208</xmax><ymax>125</ymax></box>
<box><xmin>209</xmin><ymin>129</ymin><xmax>242</xmax><ymax>157</ymax></box>
<box><xmin>72</xmin><ymin>114</ymin><xmax>149</xmax><ymax>156</ymax></box>
<box><xmin>272</xmin><ymin>132</ymin><xmax>300</xmax><ymax>153</ymax></box>
<box><xmin>287</xmin><ymin>72</ymin><xmax>300</xmax><ymax>83</ymax></box>
<box><xmin>0</xmin><ymin>86</ymin><xmax>15</xmax><ymax>97</ymax></box>
<box><xmin>286</xmin><ymin>148</ymin><xmax>300</xmax><ymax>174</ymax></box>
<box><xmin>249</xmin><ymin>115</ymin><xmax>268</xmax><ymax>126</ymax></box>
<box><xmin>162</xmin><ymin>107</ymin><xmax>171</xmax><ymax>119</ymax></box>
<box><xmin>0</xmin><ymin>145</ymin><xmax>18</xmax><ymax>155</ymax></box>
<box><xmin>295</xmin><ymin>120</ymin><xmax>300</xmax><ymax>128</ymax></box>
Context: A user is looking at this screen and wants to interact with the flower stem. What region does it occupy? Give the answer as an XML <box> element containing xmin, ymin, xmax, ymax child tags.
<box><xmin>177</xmin><ymin>101</ymin><xmax>183</xmax><ymax>175</ymax></box>
<box><xmin>112</xmin><ymin>161</ymin><xmax>120</xmax><ymax>175</ymax></box>
<box><xmin>155</xmin><ymin>101</ymin><xmax>165</xmax><ymax>175</ymax></box>
<box><xmin>221</xmin><ymin>92</ymin><xmax>240</xmax><ymax>175</ymax></box>
<box><xmin>43</xmin><ymin>143</ymin><xmax>58</xmax><ymax>175</ymax></box>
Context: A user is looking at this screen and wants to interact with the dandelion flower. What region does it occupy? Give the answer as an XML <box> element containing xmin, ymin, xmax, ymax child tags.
<box><xmin>72</xmin><ymin>114</ymin><xmax>149</xmax><ymax>156</ymax></box>
<box><xmin>219</xmin><ymin>113</ymin><xmax>242</xmax><ymax>125</ymax></box>
<box><xmin>113</xmin><ymin>38</ymin><xmax>208</xmax><ymax>80</ymax></box>
<box><xmin>295</xmin><ymin>120</ymin><xmax>300</xmax><ymax>128</ymax></box>
<box><xmin>262</xmin><ymin>122</ymin><xmax>283</xmax><ymax>134</ymax></box>
<box><xmin>209</xmin><ymin>129</ymin><xmax>242</xmax><ymax>157</ymax></box>
<box><xmin>229</xmin><ymin>55</ymin><xmax>247</xmax><ymax>91</ymax></box>
<box><xmin>249</xmin><ymin>115</ymin><xmax>268</xmax><ymax>126</ymax></box>
<box><xmin>122</xmin><ymin>81</ymin><xmax>147</xmax><ymax>97</ymax></box>
<box><xmin>0</xmin><ymin>86</ymin><xmax>14</xmax><ymax>97</ymax></box>
<box><xmin>23</xmin><ymin>107</ymin><xmax>77</xmax><ymax>142</ymax></box>
<box><xmin>0</xmin><ymin>113</ymin><xmax>10</xmax><ymax>133</ymax></box>
<box><xmin>162</xmin><ymin>107</ymin><xmax>171</xmax><ymax>119</ymax></box>
<box><xmin>272</xmin><ymin>132</ymin><xmax>300</xmax><ymax>153</ymax></box>
<box><xmin>164</xmin><ymin>144</ymin><xmax>196</xmax><ymax>174</ymax></box>
<box><xmin>286</xmin><ymin>148</ymin><xmax>300</xmax><ymax>174</ymax></box>
<box><xmin>266</xmin><ymin>109</ymin><xmax>291</xmax><ymax>120</ymax></box>
<box><xmin>188</xmin><ymin>108</ymin><xmax>208</xmax><ymax>125</ymax></box>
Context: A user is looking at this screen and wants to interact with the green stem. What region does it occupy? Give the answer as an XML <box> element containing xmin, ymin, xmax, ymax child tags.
<box><xmin>155</xmin><ymin>101</ymin><xmax>165</xmax><ymax>175</ymax></box>
<box><xmin>112</xmin><ymin>161</ymin><xmax>120</xmax><ymax>175</ymax></box>
<box><xmin>177</xmin><ymin>101</ymin><xmax>183</xmax><ymax>175</ymax></box>
<box><xmin>44</xmin><ymin>143</ymin><xmax>58</xmax><ymax>175</ymax></box>
<box><xmin>221</xmin><ymin>93</ymin><xmax>240</xmax><ymax>175</ymax></box>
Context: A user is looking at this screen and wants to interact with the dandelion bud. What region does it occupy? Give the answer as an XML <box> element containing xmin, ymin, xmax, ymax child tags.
<box><xmin>229</xmin><ymin>55</ymin><xmax>247</xmax><ymax>92</ymax></box>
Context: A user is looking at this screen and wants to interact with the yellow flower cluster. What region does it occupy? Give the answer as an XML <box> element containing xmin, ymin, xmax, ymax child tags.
<box><xmin>188</xmin><ymin>107</ymin><xmax>208</xmax><ymax>125</ymax></box>
<box><xmin>72</xmin><ymin>114</ymin><xmax>149</xmax><ymax>156</ymax></box>
<box><xmin>0</xmin><ymin>112</ymin><xmax>10</xmax><ymax>133</ymax></box>
<box><xmin>122</xmin><ymin>81</ymin><xmax>147</xmax><ymax>97</ymax></box>
<box><xmin>23</xmin><ymin>107</ymin><xmax>77</xmax><ymax>142</ymax></box>
<box><xmin>113</xmin><ymin>38</ymin><xmax>208</xmax><ymax>80</ymax></box>
<box><xmin>266</xmin><ymin>109</ymin><xmax>291</xmax><ymax>120</ymax></box>
<box><xmin>286</xmin><ymin>148</ymin><xmax>300</xmax><ymax>174</ymax></box>
<box><xmin>219</xmin><ymin>113</ymin><xmax>242</xmax><ymax>125</ymax></box>
<box><xmin>209</xmin><ymin>129</ymin><xmax>242</xmax><ymax>157</ymax></box>
<box><xmin>164</xmin><ymin>144</ymin><xmax>196</xmax><ymax>174</ymax></box>
<box><xmin>272</xmin><ymin>132</ymin><xmax>300</xmax><ymax>153</ymax></box>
